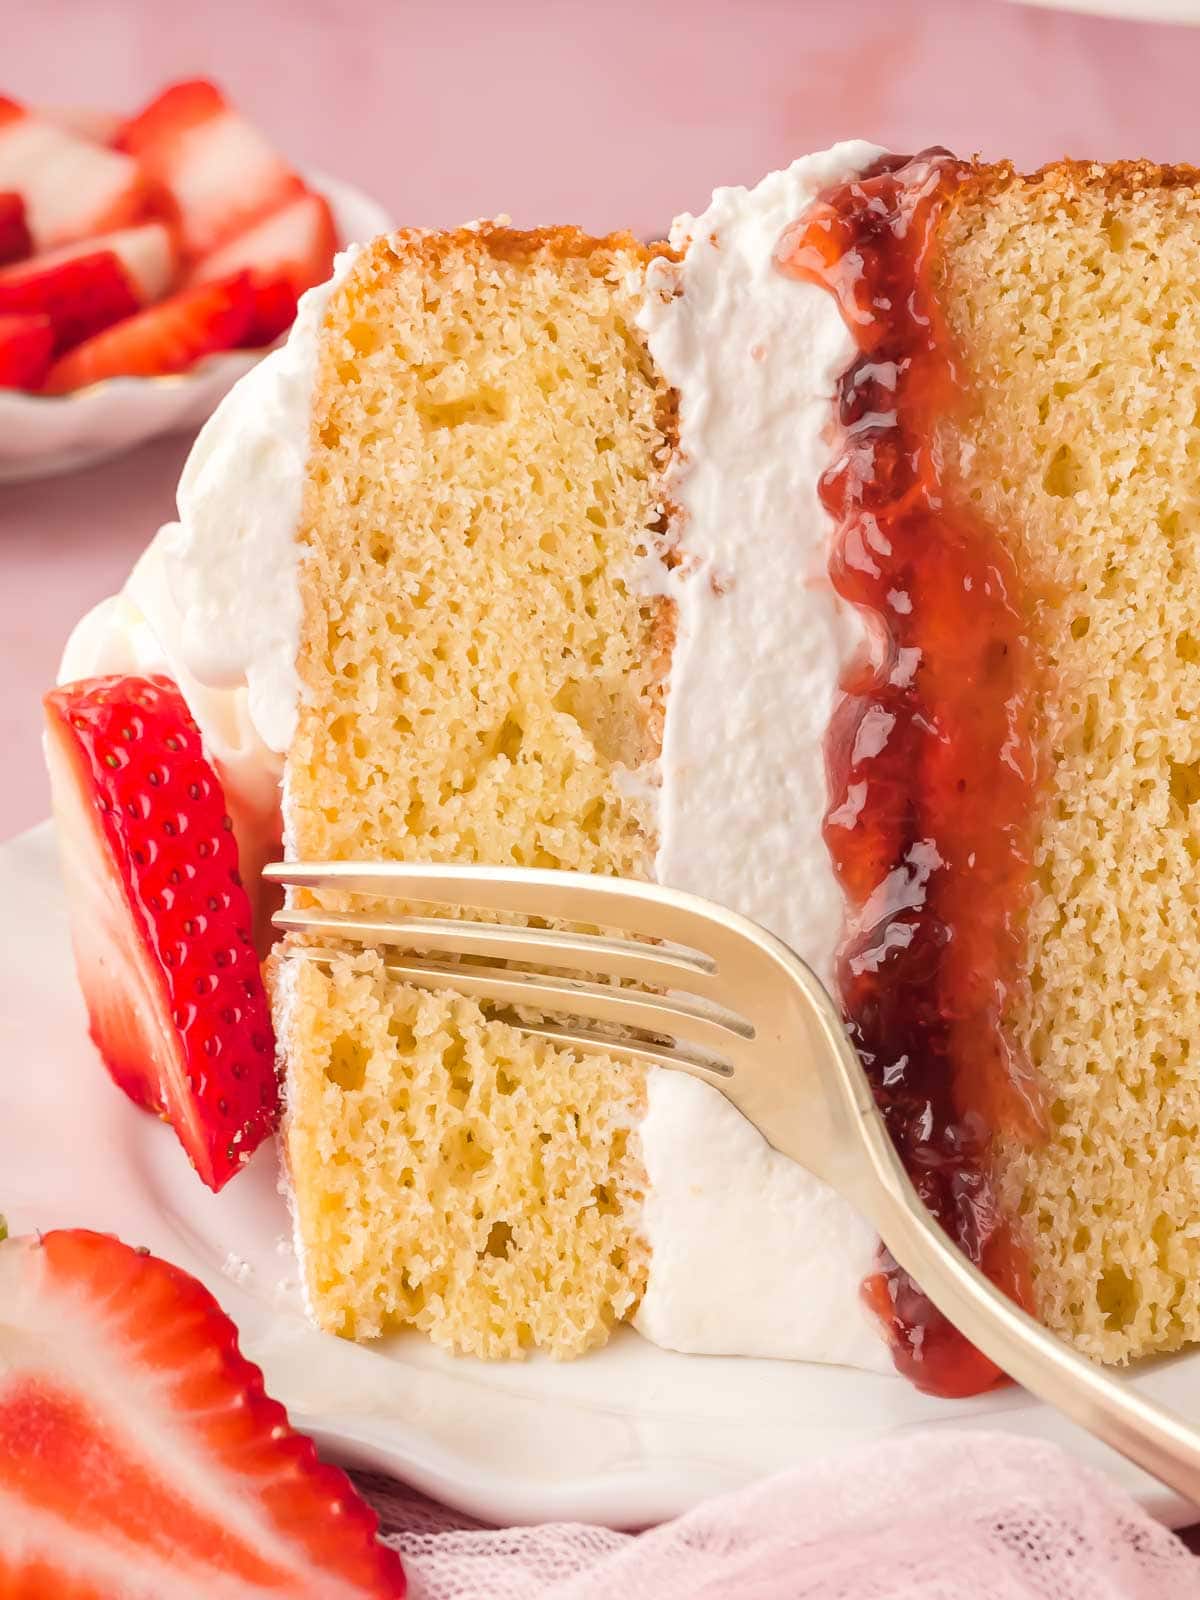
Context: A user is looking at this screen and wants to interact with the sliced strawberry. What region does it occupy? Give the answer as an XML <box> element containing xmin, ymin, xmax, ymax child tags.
<box><xmin>0</xmin><ymin>191</ymin><xmax>30</xmax><ymax>265</ymax></box>
<box><xmin>0</xmin><ymin>1228</ymin><xmax>407</xmax><ymax>1596</ymax></box>
<box><xmin>117</xmin><ymin>78</ymin><xmax>305</xmax><ymax>259</ymax></box>
<box><xmin>191</xmin><ymin>191</ymin><xmax>338</xmax><ymax>345</ymax></box>
<box><xmin>0</xmin><ymin>95</ymin><xmax>151</xmax><ymax>251</ymax></box>
<box><xmin>42</xmin><ymin>270</ymin><xmax>253</xmax><ymax>392</ymax></box>
<box><xmin>0</xmin><ymin>311</ymin><xmax>52</xmax><ymax>388</ymax></box>
<box><xmin>190</xmin><ymin>191</ymin><xmax>338</xmax><ymax>298</ymax></box>
<box><xmin>0</xmin><ymin>222</ymin><xmax>178</xmax><ymax>352</ymax></box>
<box><xmin>43</xmin><ymin>676</ymin><xmax>278</xmax><ymax>1189</ymax></box>
<box><xmin>0</xmin><ymin>248</ymin><xmax>135</xmax><ymax>353</ymax></box>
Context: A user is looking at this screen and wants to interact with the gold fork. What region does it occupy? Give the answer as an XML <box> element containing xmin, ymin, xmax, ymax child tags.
<box><xmin>266</xmin><ymin>859</ymin><xmax>1200</xmax><ymax>1506</ymax></box>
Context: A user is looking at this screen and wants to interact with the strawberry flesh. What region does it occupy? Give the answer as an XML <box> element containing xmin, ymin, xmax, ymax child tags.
<box><xmin>0</xmin><ymin>310</ymin><xmax>52</xmax><ymax>389</ymax></box>
<box><xmin>42</xmin><ymin>270</ymin><xmax>254</xmax><ymax>392</ymax></box>
<box><xmin>0</xmin><ymin>1228</ymin><xmax>407</xmax><ymax>1596</ymax></box>
<box><xmin>0</xmin><ymin>190</ymin><xmax>30</xmax><ymax>265</ymax></box>
<box><xmin>43</xmin><ymin>675</ymin><xmax>278</xmax><ymax>1189</ymax></box>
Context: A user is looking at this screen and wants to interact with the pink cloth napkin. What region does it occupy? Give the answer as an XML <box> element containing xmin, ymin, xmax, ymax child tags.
<box><xmin>353</xmin><ymin>1430</ymin><xmax>1199</xmax><ymax>1599</ymax></box>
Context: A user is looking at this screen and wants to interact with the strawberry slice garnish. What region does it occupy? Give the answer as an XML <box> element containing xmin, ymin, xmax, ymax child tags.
<box><xmin>43</xmin><ymin>676</ymin><xmax>278</xmax><ymax>1189</ymax></box>
<box><xmin>0</xmin><ymin>1228</ymin><xmax>407</xmax><ymax>1596</ymax></box>
<box><xmin>0</xmin><ymin>221</ymin><xmax>178</xmax><ymax>352</ymax></box>
<box><xmin>0</xmin><ymin>247</ymin><xmax>137</xmax><ymax>354</ymax></box>
<box><xmin>117</xmin><ymin>78</ymin><xmax>305</xmax><ymax>259</ymax></box>
<box><xmin>189</xmin><ymin>190</ymin><xmax>338</xmax><ymax>343</ymax></box>
<box><xmin>42</xmin><ymin>270</ymin><xmax>254</xmax><ymax>392</ymax></box>
<box><xmin>0</xmin><ymin>190</ymin><xmax>30</xmax><ymax>265</ymax></box>
<box><xmin>0</xmin><ymin>94</ymin><xmax>152</xmax><ymax>251</ymax></box>
<box><xmin>0</xmin><ymin>311</ymin><xmax>52</xmax><ymax>389</ymax></box>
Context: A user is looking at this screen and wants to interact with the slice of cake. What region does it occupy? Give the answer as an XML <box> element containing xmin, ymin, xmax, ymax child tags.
<box><xmin>54</xmin><ymin>142</ymin><xmax>1200</xmax><ymax>1395</ymax></box>
<box><xmin>258</xmin><ymin>202</ymin><xmax>886</xmax><ymax>1363</ymax></box>
<box><xmin>60</xmin><ymin>148</ymin><xmax>893</xmax><ymax>1374</ymax></box>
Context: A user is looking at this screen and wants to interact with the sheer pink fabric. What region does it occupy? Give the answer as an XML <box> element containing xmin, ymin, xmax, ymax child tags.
<box><xmin>356</xmin><ymin>1431</ymin><xmax>1199</xmax><ymax>1599</ymax></box>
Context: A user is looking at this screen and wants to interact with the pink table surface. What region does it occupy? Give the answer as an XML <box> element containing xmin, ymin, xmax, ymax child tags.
<box><xmin>8</xmin><ymin>0</ymin><xmax>1200</xmax><ymax>838</ymax></box>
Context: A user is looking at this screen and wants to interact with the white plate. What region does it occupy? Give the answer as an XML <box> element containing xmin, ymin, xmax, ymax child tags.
<box><xmin>2</xmin><ymin>819</ymin><xmax>1197</xmax><ymax>1529</ymax></box>
<box><xmin>0</xmin><ymin>174</ymin><xmax>391</xmax><ymax>483</ymax></box>
<box><xmin>1008</xmin><ymin>0</ymin><xmax>1200</xmax><ymax>18</ymax></box>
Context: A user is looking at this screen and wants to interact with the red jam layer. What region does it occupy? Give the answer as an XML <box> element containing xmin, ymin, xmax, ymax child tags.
<box><xmin>778</xmin><ymin>152</ymin><xmax>1045</xmax><ymax>1398</ymax></box>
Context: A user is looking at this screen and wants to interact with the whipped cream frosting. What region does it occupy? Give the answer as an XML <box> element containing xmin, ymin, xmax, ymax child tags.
<box><xmin>58</xmin><ymin>249</ymin><xmax>362</xmax><ymax>885</ymax></box>
<box><xmin>166</xmin><ymin>243</ymin><xmax>363</xmax><ymax>757</ymax></box>
<box><xmin>60</xmin><ymin>158</ymin><xmax>895</xmax><ymax>1372</ymax></box>
<box><xmin>634</xmin><ymin>142</ymin><xmax>891</xmax><ymax>1368</ymax></box>
<box><xmin>59</xmin><ymin>538</ymin><xmax>282</xmax><ymax>854</ymax></box>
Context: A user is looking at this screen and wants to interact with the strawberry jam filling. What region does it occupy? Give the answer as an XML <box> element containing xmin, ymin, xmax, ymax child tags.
<box><xmin>777</xmin><ymin>151</ymin><xmax>1045</xmax><ymax>1397</ymax></box>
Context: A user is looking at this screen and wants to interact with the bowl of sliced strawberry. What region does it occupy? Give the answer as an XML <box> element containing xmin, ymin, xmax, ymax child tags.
<box><xmin>0</xmin><ymin>79</ymin><xmax>390</xmax><ymax>481</ymax></box>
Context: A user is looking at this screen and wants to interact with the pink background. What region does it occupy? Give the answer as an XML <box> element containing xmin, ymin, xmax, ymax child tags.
<box><xmin>7</xmin><ymin>0</ymin><xmax>1200</xmax><ymax>836</ymax></box>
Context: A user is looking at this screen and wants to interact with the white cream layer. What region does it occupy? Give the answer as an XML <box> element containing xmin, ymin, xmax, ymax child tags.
<box><xmin>58</xmin><ymin>249</ymin><xmax>362</xmax><ymax>884</ymax></box>
<box><xmin>60</xmin><ymin>164</ymin><xmax>893</xmax><ymax>1371</ymax></box>
<box><xmin>634</xmin><ymin>142</ymin><xmax>891</xmax><ymax>1368</ymax></box>
<box><xmin>58</xmin><ymin>536</ymin><xmax>282</xmax><ymax>863</ymax></box>
<box><xmin>165</xmin><ymin>243</ymin><xmax>364</xmax><ymax>757</ymax></box>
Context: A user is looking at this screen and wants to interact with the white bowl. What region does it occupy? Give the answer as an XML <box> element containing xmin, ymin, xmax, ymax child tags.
<box><xmin>0</xmin><ymin>172</ymin><xmax>391</xmax><ymax>483</ymax></box>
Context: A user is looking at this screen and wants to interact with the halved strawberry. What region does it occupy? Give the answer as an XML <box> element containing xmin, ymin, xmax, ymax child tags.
<box><xmin>0</xmin><ymin>94</ymin><xmax>152</xmax><ymax>251</ymax></box>
<box><xmin>190</xmin><ymin>190</ymin><xmax>338</xmax><ymax>344</ymax></box>
<box><xmin>0</xmin><ymin>221</ymin><xmax>178</xmax><ymax>352</ymax></box>
<box><xmin>0</xmin><ymin>1228</ymin><xmax>407</xmax><ymax>1596</ymax></box>
<box><xmin>44</xmin><ymin>676</ymin><xmax>278</xmax><ymax>1190</ymax></box>
<box><xmin>42</xmin><ymin>270</ymin><xmax>254</xmax><ymax>392</ymax></box>
<box><xmin>0</xmin><ymin>311</ymin><xmax>52</xmax><ymax>389</ymax></box>
<box><xmin>117</xmin><ymin>78</ymin><xmax>305</xmax><ymax>259</ymax></box>
<box><xmin>0</xmin><ymin>190</ymin><xmax>30</xmax><ymax>265</ymax></box>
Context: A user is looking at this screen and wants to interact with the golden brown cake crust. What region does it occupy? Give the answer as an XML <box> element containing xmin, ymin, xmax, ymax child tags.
<box><xmin>956</xmin><ymin>156</ymin><xmax>1200</xmax><ymax>206</ymax></box>
<box><xmin>386</xmin><ymin>221</ymin><xmax>677</xmax><ymax>267</ymax></box>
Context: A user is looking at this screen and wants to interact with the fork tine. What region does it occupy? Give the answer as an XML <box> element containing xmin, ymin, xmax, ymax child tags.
<box><xmin>511</xmin><ymin>1017</ymin><xmax>735</xmax><ymax>1080</ymax></box>
<box><xmin>264</xmin><ymin>860</ymin><xmax>740</xmax><ymax>960</ymax></box>
<box><xmin>271</xmin><ymin>906</ymin><xmax>720</xmax><ymax>991</ymax></box>
<box><xmin>289</xmin><ymin>945</ymin><xmax>754</xmax><ymax>1063</ymax></box>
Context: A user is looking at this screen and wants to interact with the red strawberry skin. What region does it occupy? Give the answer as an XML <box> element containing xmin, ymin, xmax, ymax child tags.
<box><xmin>0</xmin><ymin>1228</ymin><xmax>407</xmax><ymax>1597</ymax></box>
<box><xmin>0</xmin><ymin>311</ymin><xmax>52</xmax><ymax>388</ymax></box>
<box><xmin>0</xmin><ymin>191</ymin><xmax>30</xmax><ymax>265</ymax></box>
<box><xmin>0</xmin><ymin>248</ymin><xmax>139</xmax><ymax>352</ymax></box>
<box><xmin>42</xmin><ymin>270</ymin><xmax>253</xmax><ymax>392</ymax></box>
<box><xmin>43</xmin><ymin>676</ymin><xmax>278</xmax><ymax>1189</ymax></box>
<box><xmin>115</xmin><ymin>77</ymin><xmax>228</xmax><ymax>156</ymax></box>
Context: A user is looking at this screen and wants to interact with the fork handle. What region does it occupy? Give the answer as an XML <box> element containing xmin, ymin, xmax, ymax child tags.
<box><xmin>850</xmin><ymin>1099</ymin><xmax>1200</xmax><ymax>1507</ymax></box>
